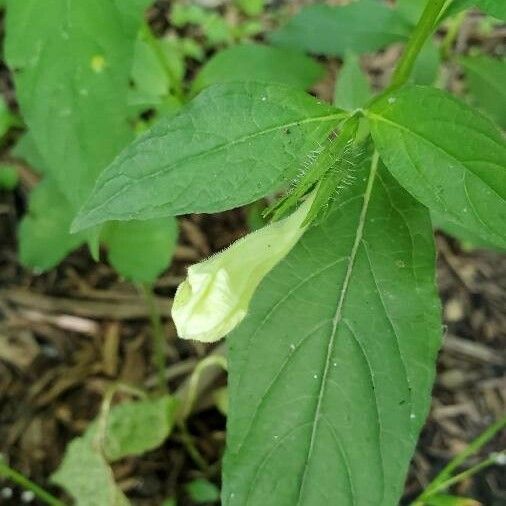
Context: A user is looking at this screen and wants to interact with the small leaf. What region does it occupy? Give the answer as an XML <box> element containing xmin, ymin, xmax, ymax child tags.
<box><xmin>460</xmin><ymin>55</ymin><xmax>506</xmax><ymax>128</ymax></box>
<box><xmin>223</xmin><ymin>157</ymin><xmax>441</xmax><ymax>505</ymax></box>
<box><xmin>186</xmin><ymin>479</ymin><xmax>220</xmax><ymax>504</ymax></box>
<box><xmin>0</xmin><ymin>94</ymin><xmax>16</xmax><ymax>141</ymax></box>
<box><xmin>369</xmin><ymin>86</ymin><xmax>506</xmax><ymax>249</ymax></box>
<box><xmin>333</xmin><ymin>53</ymin><xmax>372</xmax><ymax>110</ymax></box>
<box><xmin>103</xmin><ymin>218</ymin><xmax>178</xmax><ymax>284</ymax></box>
<box><xmin>0</xmin><ymin>164</ymin><xmax>18</xmax><ymax>190</ymax></box>
<box><xmin>19</xmin><ymin>179</ymin><xmax>86</xmax><ymax>272</ymax></box>
<box><xmin>85</xmin><ymin>395</ymin><xmax>178</xmax><ymax>461</ymax></box>
<box><xmin>234</xmin><ymin>0</ymin><xmax>265</xmax><ymax>17</ymax></box>
<box><xmin>192</xmin><ymin>44</ymin><xmax>324</xmax><ymax>94</ymax></box>
<box><xmin>411</xmin><ymin>39</ymin><xmax>440</xmax><ymax>86</ymax></box>
<box><xmin>396</xmin><ymin>0</ymin><xmax>427</xmax><ymax>24</ymax></box>
<box><xmin>130</xmin><ymin>36</ymin><xmax>171</xmax><ymax>104</ymax></box>
<box><xmin>72</xmin><ymin>82</ymin><xmax>344</xmax><ymax>231</ymax></box>
<box><xmin>51</xmin><ymin>438</ymin><xmax>130</xmax><ymax>506</ymax></box>
<box><xmin>269</xmin><ymin>0</ymin><xmax>409</xmax><ymax>57</ymax></box>
<box><xmin>445</xmin><ymin>0</ymin><xmax>506</xmax><ymax>20</ymax></box>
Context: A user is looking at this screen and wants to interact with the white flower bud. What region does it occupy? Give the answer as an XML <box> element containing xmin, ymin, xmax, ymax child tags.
<box><xmin>172</xmin><ymin>195</ymin><xmax>314</xmax><ymax>342</ymax></box>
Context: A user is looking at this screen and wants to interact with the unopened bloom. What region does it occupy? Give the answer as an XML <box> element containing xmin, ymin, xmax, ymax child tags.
<box><xmin>172</xmin><ymin>194</ymin><xmax>314</xmax><ymax>342</ymax></box>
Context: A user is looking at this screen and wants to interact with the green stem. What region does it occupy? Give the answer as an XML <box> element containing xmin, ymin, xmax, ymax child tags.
<box><xmin>414</xmin><ymin>451</ymin><xmax>505</xmax><ymax>503</ymax></box>
<box><xmin>417</xmin><ymin>415</ymin><xmax>506</xmax><ymax>501</ymax></box>
<box><xmin>0</xmin><ymin>460</ymin><xmax>65</xmax><ymax>506</ymax></box>
<box><xmin>440</xmin><ymin>9</ymin><xmax>467</xmax><ymax>60</ymax></box>
<box><xmin>177</xmin><ymin>423</ymin><xmax>210</xmax><ymax>473</ymax></box>
<box><xmin>141</xmin><ymin>284</ymin><xmax>168</xmax><ymax>394</ymax></box>
<box><xmin>389</xmin><ymin>0</ymin><xmax>447</xmax><ymax>90</ymax></box>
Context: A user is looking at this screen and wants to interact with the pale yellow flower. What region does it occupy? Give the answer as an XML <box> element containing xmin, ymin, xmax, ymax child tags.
<box><xmin>172</xmin><ymin>194</ymin><xmax>314</xmax><ymax>342</ymax></box>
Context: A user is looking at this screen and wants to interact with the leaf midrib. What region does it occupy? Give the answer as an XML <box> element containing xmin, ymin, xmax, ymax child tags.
<box><xmin>296</xmin><ymin>152</ymin><xmax>380</xmax><ymax>506</ymax></box>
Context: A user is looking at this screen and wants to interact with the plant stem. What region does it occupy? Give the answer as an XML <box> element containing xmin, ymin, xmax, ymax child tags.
<box><xmin>414</xmin><ymin>451</ymin><xmax>505</xmax><ymax>503</ymax></box>
<box><xmin>389</xmin><ymin>0</ymin><xmax>447</xmax><ymax>90</ymax></box>
<box><xmin>417</xmin><ymin>415</ymin><xmax>506</xmax><ymax>501</ymax></box>
<box><xmin>177</xmin><ymin>423</ymin><xmax>211</xmax><ymax>473</ymax></box>
<box><xmin>180</xmin><ymin>354</ymin><xmax>228</xmax><ymax>421</ymax></box>
<box><xmin>440</xmin><ymin>9</ymin><xmax>467</xmax><ymax>60</ymax></box>
<box><xmin>0</xmin><ymin>459</ymin><xmax>65</xmax><ymax>506</ymax></box>
<box><xmin>141</xmin><ymin>284</ymin><xmax>168</xmax><ymax>394</ymax></box>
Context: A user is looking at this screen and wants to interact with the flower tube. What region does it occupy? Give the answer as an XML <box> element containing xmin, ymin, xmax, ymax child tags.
<box><xmin>172</xmin><ymin>194</ymin><xmax>314</xmax><ymax>342</ymax></box>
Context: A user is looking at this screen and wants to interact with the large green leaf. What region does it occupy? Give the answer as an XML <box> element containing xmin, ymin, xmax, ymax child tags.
<box><xmin>269</xmin><ymin>0</ymin><xmax>409</xmax><ymax>57</ymax></box>
<box><xmin>72</xmin><ymin>82</ymin><xmax>345</xmax><ymax>232</ymax></box>
<box><xmin>460</xmin><ymin>55</ymin><xmax>506</xmax><ymax>129</ymax></box>
<box><xmin>368</xmin><ymin>86</ymin><xmax>506</xmax><ymax>249</ymax></box>
<box><xmin>223</xmin><ymin>157</ymin><xmax>441</xmax><ymax>505</ymax></box>
<box><xmin>4</xmin><ymin>0</ymin><xmax>149</xmax><ymax>209</ymax></box>
<box><xmin>103</xmin><ymin>218</ymin><xmax>178</xmax><ymax>284</ymax></box>
<box><xmin>192</xmin><ymin>44</ymin><xmax>324</xmax><ymax>94</ymax></box>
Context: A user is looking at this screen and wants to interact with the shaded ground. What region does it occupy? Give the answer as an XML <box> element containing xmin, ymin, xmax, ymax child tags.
<box><xmin>1</xmin><ymin>187</ymin><xmax>505</xmax><ymax>504</ymax></box>
<box><xmin>1</xmin><ymin>1</ymin><xmax>505</xmax><ymax>505</ymax></box>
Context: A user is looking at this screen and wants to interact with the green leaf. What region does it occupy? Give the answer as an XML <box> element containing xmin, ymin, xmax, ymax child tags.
<box><xmin>411</xmin><ymin>39</ymin><xmax>440</xmax><ymax>86</ymax></box>
<box><xmin>460</xmin><ymin>55</ymin><xmax>506</xmax><ymax>128</ymax></box>
<box><xmin>431</xmin><ymin>212</ymin><xmax>504</xmax><ymax>252</ymax></box>
<box><xmin>52</xmin><ymin>438</ymin><xmax>130</xmax><ymax>506</ymax></box>
<box><xmin>131</xmin><ymin>36</ymin><xmax>172</xmax><ymax>105</ymax></box>
<box><xmin>0</xmin><ymin>164</ymin><xmax>18</xmax><ymax>190</ymax></box>
<box><xmin>223</xmin><ymin>157</ymin><xmax>441</xmax><ymax>505</ymax></box>
<box><xmin>234</xmin><ymin>0</ymin><xmax>265</xmax><ymax>17</ymax></box>
<box><xmin>368</xmin><ymin>86</ymin><xmax>506</xmax><ymax>249</ymax></box>
<box><xmin>103</xmin><ymin>218</ymin><xmax>178</xmax><ymax>284</ymax></box>
<box><xmin>4</xmin><ymin>0</ymin><xmax>148</xmax><ymax>210</ymax></box>
<box><xmin>192</xmin><ymin>44</ymin><xmax>324</xmax><ymax>94</ymax></box>
<box><xmin>12</xmin><ymin>133</ymin><xmax>49</xmax><ymax>175</ymax></box>
<box><xmin>171</xmin><ymin>4</ymin><xmax>233</xmax><ymax>46</ymax></box>
<box><xmin>333</xmin><ymin>53</ymin><xmax>372</xmax><ymax>110</ymax></box>
<box><xmin>72</xmin><ymin>82</ymin><xmax>344</xmax><ymax>232</ymax></box>
<box><xmin>53</xmin><ymin>395</ymin><xmax>176</xmax><ymax>504</ymax></box>
<box><xmin>85</xmin><ymin>395</ymin><xmax>178</xmax><ymax>461</ymax></box>
<box><xmin>269</xmin><ymin>1</ymin><xmax>409</xmax><ymax>57</ymax></box>
<box><xmin>445</xmin><ymin>0</ymin><xmax>506</xmax><ymax>20</ymax></box>
<box><xmin>396</xmin><ymin>0</ymin><xmax>427</xmax><ymax>25</ymax></box>
<box><xmin>19</xmin><ymin>179</ymin><xmax>86</xmax><ymax>271</ymax></box>
<box><xmin>0</xmin><ymin>95</ymin><xmax>15</xmax><ymax>141</ymax></box>
<box><xmin>186</xmin><ymin>479</ymin><xmax>220</xmax><ymax>504</ymax></box>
